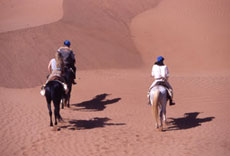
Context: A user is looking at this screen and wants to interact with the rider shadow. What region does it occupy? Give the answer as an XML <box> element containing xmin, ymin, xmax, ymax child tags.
<box><xmin>72</xmin><ymin>93</ymin><xmax>121</xmax><ymax>111</ymax></box>
<box><xmin>166</xmin><ymin>112</ymin><xmax>215</xmax><ymax>131</ymax></box>
<box><xmin>59</xmin><ymin>117</ymin><xmax>125</xmax><ymax>130</ymax></box>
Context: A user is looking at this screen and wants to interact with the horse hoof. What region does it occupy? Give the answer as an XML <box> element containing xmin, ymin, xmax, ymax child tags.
<box><xmin>52</xmin><ymin>126</ymin><xmax>61</xmax><ymax>131</ymax></box>
<box><xmin>58</xmin><ymin>118</ymin><xmax>64</xmax><ymax>123</ymax></box>
<box><xmin>155</xmin><ymin>124</ymin><xmax>159</xmax><ymax>129</ymax></box>
<box><xmin>159</xmin><ymin>126</ymin><xmax>163</xmax><ymax>132</ymax></box>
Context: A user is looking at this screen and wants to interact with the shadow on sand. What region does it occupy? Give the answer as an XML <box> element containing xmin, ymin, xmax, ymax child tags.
<box><xmin>166</xmin><ymin>112</ymin><xmax>215</xmax><ymax>131</ymax></box>
<box><xmin>59</xmin><ymin>117</ymin><xmax>125</xmax><ymax>130</ymax></box>
<box><xmin>72</xmin><ymin>93</ymin><xmax>121</xmax><ymax>111</ymax></box>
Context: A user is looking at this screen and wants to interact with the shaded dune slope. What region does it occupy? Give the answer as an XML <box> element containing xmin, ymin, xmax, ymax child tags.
<box><xmin>0</xmin><ymin>0</ymin><xmax>159</xmax><ymax>88</ymax></box>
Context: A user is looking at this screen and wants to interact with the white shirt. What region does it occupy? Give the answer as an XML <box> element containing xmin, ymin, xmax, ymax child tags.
<box><xmin>48</xmin><ymin>58</ymin><xmax>61</xmax><ymax>73</ymax></box>
<box><xmin>151</xmin><ymin>64</ymin><xmax>169</xmax><ymax>80</ymax></box>
<box><xmin>49</xmin><ymin>58</ymin><xmax>57</xmax><ymax>71</ymax></box>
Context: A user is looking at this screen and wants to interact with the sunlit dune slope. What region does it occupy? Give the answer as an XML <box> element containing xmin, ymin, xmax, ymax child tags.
<box><xmin>131</xmin><ymin>0</ymin><xmax>230</xmax><ymax>74</ymax></box>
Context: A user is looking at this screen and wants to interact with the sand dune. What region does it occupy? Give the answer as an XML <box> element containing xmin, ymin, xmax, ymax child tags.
<box><xmin>0</xmin><ymin>0</ymin><xmax>159</xmax><ymax>88</ymax></box>
<box><xmin>0</xmin><ymin>0</ymin><xmax>230</xmax><ymax>156</ymax></box>
<box><xmin>130</xmin><ymin>0</ymin><xmax>230</xmax><ymax>74</ymax></box>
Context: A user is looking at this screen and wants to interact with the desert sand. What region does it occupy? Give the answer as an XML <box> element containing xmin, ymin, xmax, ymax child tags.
<box><xmin>0</xmin><ymin>0</ymin><xmax>230</xmax><ymax>156</ymax></box>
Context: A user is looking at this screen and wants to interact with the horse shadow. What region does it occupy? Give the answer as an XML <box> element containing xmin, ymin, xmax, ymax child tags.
<box><xmin>166</xmin><ymin>112</ymin><xmax>215</xmax><ymax>131</ymax></box>
<box><xmin>72</xmin><ymin>93</ymin><xmax>121</xmax><ymax>111</ymax></box>
<box><xmin>59</xmin><ymin>117</ymin><xmax>125</xmax><ymax>130</ymax></box>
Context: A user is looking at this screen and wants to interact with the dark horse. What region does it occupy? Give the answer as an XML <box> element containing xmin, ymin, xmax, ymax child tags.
<box><xmin>62</xmin><ymin>67</ymin><xmax>75</xmax><ymax>108</ymax></box>
<box><xmin>45</xmin><ymin>80</ymin><xmax>65</xmax><ymax>126</ymax></box>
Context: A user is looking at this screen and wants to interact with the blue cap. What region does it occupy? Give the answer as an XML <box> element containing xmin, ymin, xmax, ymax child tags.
<box><xmin>157</xmin><ymin>56</ymin><xmax>164</xmax><ymax>62</ymax></box>
<box><xmin>64</xmin><ymin>40</ymin><xmax>71</xmax><ymax>47</ymax></box>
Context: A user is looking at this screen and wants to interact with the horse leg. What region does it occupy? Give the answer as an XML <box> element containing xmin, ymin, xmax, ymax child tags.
<box><xmin>67</xmin><ymin>85</ymin><xmax>72</xmax><ymax>108</ymax></box>
<box><xmin>163</xmin><ymin>106</ymin><xmax>166</xmax><ymax>123</ymax></box>
<box><xmin>162</xmin><ymin>98</ymin><xmax>169</xmax><ymax>128</ymax></box>
<box><xmin>54</xmin><ymin>107</ymin><xmax>58</xmax><ymax>125</ymax></box>
<box><xmin>159</xmin><ymin>109</ymin><xmax>164</xmax><ymax>130</ymax></box>
<box><xmin>53</xmin><ymin>99</ymin><xmax>60</xmax><ymax>125</ymax></box>
<box><xmin>54</xmin><ymin>97</ymin><xmax>64</xmax><ymax>125</ymax></box>
<box><xmin>67</xmin><ymin>97</ymin><xmax>70</xmax><ymax>108</ymax></box>
<box><xmin>47</xmin><ymin>102</ymin><xmax>53</xmax><ymax>126</ymax></box>
<box><xmin>57</xmin><ymin>101</ymin><xmax>63</xmax><ymax>122</ymax></box>
<box><xmin>159</xmin><ymin>97</ymin><xmax>168</xmax><ymax>131</ymax></box>
<box><xmin>67</xmin><ymin>91</ymin><xmax>71</xmax><ymax>108</ymax></box>
<box><xmin>64</xmin><ymin>93</ymin><xmax>70</xmax><ymax>108</ymax></box>
<box><xmin>64</xmin><ymin>98</ymin><xmax>67</xmax><ymax>107</ymax></box>
<box><xmin>61</xmin><ymin>98</ymin><xmax>64</xmax><ymax>109</ymax></box>
<box><xmin>63</xmin><ymin>95</ymin><xmax>67</xmax><ymax>107</ymax></box>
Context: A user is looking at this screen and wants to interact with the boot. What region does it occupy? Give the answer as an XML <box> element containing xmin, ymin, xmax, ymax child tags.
<box><xmin>72</xmin><ymin>80</ymin><xmax>77</xmax><ymax>85</ymax></box>
<box><xmin>169</xmin><ymin>98</ymin><xmax>175</xmax><ymax>106</ymax></box>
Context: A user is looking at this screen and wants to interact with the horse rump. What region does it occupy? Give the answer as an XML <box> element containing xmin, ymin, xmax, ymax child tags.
<box><xmin>45</xmin><ymin>80</ymin><xmax>65</xmax><ymax>126</ymax></box>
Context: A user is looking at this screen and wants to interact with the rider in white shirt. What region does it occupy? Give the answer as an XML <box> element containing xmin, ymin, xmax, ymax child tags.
<box><xmin>48</xmin><ymin>58</ymin><xmax>57</xmax><ymax>73</ymax></box>
<box><xmin>148</xmin><ymin>56</ymin><xmax>175</xmax><ymax>106</ymax></box>
<box><xmin>46</xmin><ymin>52</ymin><xmax>65</xmax><ymax>83</ymax></box>
<box><xmin>40</xmin><ymin>52</ymin><xmax>66</xmax><ymax>96</ymax></box>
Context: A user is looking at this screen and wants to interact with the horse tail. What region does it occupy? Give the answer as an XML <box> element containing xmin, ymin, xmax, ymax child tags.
<box><xmin>153</xmin><ymin>90</ymin><xmax>160</xmax><ymax>127</ymax></box>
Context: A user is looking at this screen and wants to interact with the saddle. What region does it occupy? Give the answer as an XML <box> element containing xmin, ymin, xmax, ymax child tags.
<box><xmin>40</xmin><ymin>76</ymin><xmax>68</xmax><ymax>96</ymax></box>
<box><xmin>155</xmin><ymin>81</ymin><xmax>173</xmax><ymax>98</ymax></box>
<box><xmin>49</xmin><ymin>75</ymin><xmax>65</xmax><ymax>82</ymax></box>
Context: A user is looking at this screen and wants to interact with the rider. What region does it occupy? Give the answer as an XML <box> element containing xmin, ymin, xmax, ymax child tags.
<box><xmin>40</xmin><ymin>52</ymin><xmax>67</xmax><ymax>96</ymax></box>
<box><xmin>57</xmin><ymin>40</ymin><xmax>77</xmax><ymax>85</ymax></box>
<box><xmin>46</xmin><ymin>52</ymin><xmax>65</xmax><ymax>83</ymax></box>
<box><xmin>148</xmin><ymin>56</ymin><xmax>175</xmax><ymax>106</ymax></box>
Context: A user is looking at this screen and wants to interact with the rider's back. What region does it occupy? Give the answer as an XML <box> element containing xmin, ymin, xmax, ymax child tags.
<box><xmin>152</xmin><ymin>64</ymin><xmax>169</xmax><ymax>80</ymax></box>
<box><xmin>57</xmin><ymin>46</ymin><xmax>75</xmax><ymax>66</ymax></box>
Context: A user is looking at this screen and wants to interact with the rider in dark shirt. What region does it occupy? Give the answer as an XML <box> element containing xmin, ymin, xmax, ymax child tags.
<box><xmin>57</xmin><ymin>40</ymin><xmax>77</xmax><ymax>84</ymax></box>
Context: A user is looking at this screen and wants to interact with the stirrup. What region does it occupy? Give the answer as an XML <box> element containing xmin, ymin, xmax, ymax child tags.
<box><xmin>73</xmin><ymin>80</ymin><xmax>77</xmax><ymax>85</ymax></box>
<box><xmin>147</xmin><ymin>91</ymin><xmax>150</xmax><ymax>98</ymax></box>
<box><xmin>40</xmin><ymin>85</ymin><xmax>45</xmax><ymax>96</ymax></box>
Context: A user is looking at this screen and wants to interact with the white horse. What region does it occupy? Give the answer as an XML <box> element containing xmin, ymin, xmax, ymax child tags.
<box><xmin>149</xmin><ymin>85</ymin><xmax>168</xmax><ymax>131</ymax></box>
